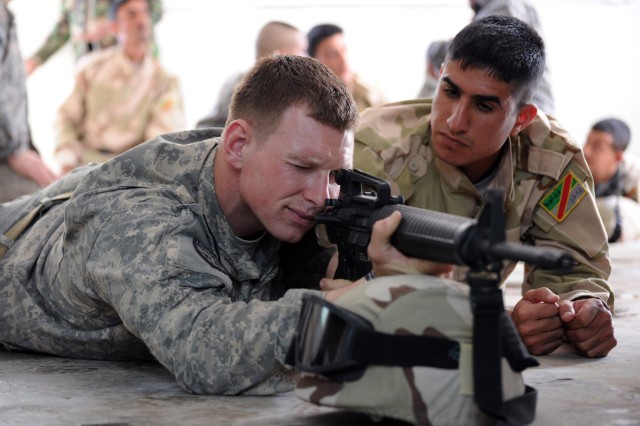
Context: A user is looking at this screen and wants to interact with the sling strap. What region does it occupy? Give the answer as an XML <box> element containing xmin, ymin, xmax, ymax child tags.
<box><xmin>0</xmin><ymin>191</ymin><xmax>74</xmax><ymax>260</ymax></box>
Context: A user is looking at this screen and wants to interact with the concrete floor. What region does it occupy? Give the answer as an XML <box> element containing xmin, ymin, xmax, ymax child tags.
<box><xmin>2</xmin><ymin>242</ymin><xmax>640</xmax><ymax>426</ymax></box>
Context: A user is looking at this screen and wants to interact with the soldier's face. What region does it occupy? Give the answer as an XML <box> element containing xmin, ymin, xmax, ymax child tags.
<box><xmin>313</xmin><ymin>34</ymin><xmax>352</xmax><ymax>84</ymax></box>
<box><xmin>236</xmin><ymin>105</ymin><xmax>353</xmax><ymax>243</ymax></box>
<box><xmin>116</xmin><ymin>0</ymin><xmax>152</xmax><ymax>43</ymax></box>
<box><xmin>583</xmin><ymin>130</ymin><xmax>622</xmax><ymax>184</ymax></box>
<box><xmin>431</xmin><ymin>60</ymin><xmax>532</xmax><ymax>183</ymax></box>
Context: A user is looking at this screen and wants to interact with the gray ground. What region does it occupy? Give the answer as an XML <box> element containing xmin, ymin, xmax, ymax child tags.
<box><xmin>1</xmin><ymin>242</ymin><xmax>639</xmax><ymax>426</ymax></box>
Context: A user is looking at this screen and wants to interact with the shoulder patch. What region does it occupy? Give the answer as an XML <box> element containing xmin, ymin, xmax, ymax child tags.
<box><xmin>539</xmin><ymin>171</ymin><xmax>587</xmax><ymax>222</ymax></box>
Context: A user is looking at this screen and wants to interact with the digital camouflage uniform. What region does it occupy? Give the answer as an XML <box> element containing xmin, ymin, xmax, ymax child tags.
<box><xmin>353</xmin><ymin>99</ymin><xmax>613</xmax><ymax>308</ymax></box>
<box><xmin>55</xmin><ymin>46</ymin><xmax>185</xmax><ymax>170</ymax></box>
<box><xmin>28</xmin><ymin>0</ymin><xmax>163</xmax><ymax>66</ymax></box>
<box><xmin>0</xmin><ymin>1</ymin><xmax>39</xmax><ymax>202</ymax></box>
<box><xmin>0</xmin><ymin>129</ymin><xmax>323</xmax><ymax>395</ymax></box>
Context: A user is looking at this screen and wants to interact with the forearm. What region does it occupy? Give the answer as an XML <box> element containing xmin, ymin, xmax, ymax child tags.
<box><xmin>0</xmin><ymin>120</ymin><xmax>30</xmax><ymax>162</ymax></box>
<box><xmin>29</xmin><ymin>13</ymin><xmax>70</xmax><ymax>65</ymax></box>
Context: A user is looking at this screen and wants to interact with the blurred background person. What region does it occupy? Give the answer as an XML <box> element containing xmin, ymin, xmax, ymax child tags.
<box><xmin>417</xmin><ymin>39</ymin><xmax>450</xmax><ymax>99</ymax></box>
<box><xmin>584</xmin><ymin>118</ymin><xmax>640</xmax><ymax>242</ymax></box>
<box><xmin>24</xmin><ymin>0</ymin><xmax>163</xmax><ymax>76</ymax></box>
<box><xmin>468</xmin><ymin>0</ymin><xmax>555</xmax><ymax>115</ymax></box>
<box><xmin>307</xmin><ymin>23</ymin><xmax>386</xmax><ymax>111</ymax></box>
<box><xmin>1</xmin><ymin>0</ymin><xmax>58</xmax><ymax>203</ymax></box>
<box><xmin>196</xmin><ymin>20</ymin><xmax>306</xmax><ymax>129</ymax></box>
<box><xmin>54</xmin><ymin>0</ymin><xmax>184</xmax><ymax>175</ymax></box>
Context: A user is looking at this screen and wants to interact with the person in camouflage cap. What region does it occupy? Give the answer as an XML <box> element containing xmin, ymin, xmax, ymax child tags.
<box><xmin>352</xmin><ymin>16</ymin><xmax>616</xmax><ymax>358</ymax></box>
<box><xmin>0</xmin><ymin>54</ymin><xmax>375</xmax><ymax>395</ymax></box>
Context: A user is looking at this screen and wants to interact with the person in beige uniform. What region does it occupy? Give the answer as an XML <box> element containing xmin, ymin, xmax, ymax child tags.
<box><xmin>353</xmin><ymin>16</ymin><xmax>616</xmax><ymax>358</ymax></box>
<box><xmin>54</xmin><ymin>0</ymin><xmax>184</xmax><ymax>174</ymax></box>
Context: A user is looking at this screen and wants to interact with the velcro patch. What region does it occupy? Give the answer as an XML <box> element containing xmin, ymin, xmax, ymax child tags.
<box><xmin>193</xmin><ymin>238</ymin><xmax>223</xmax><ymax>270</ymax></box>
<box><xmin>539</xmin><ymin>171</ymin><xmax>587</xmax><ymax>222</ymax></box>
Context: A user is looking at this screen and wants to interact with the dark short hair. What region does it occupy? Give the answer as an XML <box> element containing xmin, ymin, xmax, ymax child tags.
<box><xmin>307</xmin><ymin>24</ymin><xmax>343</xmax><ymax>58</ymax></box>
<box><xmin>592</xmin><ymin>118</ymin><xmax>632</xmax><ymax>152</ymax></box>
<box><xmin>228</xmin><ymin>55</ymin><xmax>358</xmax><ymax>139</ymax></box>
<box><xmin>447</xmin><ymin>15</ymin><xmax>545</xmax><ymax>106</ymax></box>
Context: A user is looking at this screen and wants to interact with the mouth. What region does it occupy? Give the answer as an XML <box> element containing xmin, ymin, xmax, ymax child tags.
<box><xmin>439</xmin><ymin>132</ymin><xmax>468</xmax><ymax>148</ymax></box>
<box><xmin>287</xmin><ymin>207</ymin><xmax>317</xmax><ymax>227</ymax></box>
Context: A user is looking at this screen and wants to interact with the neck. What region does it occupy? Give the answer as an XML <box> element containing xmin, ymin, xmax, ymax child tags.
<box><xmin>123</xmin><ymin>42</ymin><xmax>148</xmax><ymax>63</ymax></box>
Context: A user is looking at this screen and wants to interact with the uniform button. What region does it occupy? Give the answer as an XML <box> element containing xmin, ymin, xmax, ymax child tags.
<box><xmin>409</xmin><ymin>158</ymin><xmax>420</xmax><ymax>173</ymax></box>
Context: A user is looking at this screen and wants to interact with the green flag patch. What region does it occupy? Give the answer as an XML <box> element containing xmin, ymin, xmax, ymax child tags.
<box><xmin>539</xmin><ymin>171</ymin><xmax>587</xmax><ymax>222</ymax></box>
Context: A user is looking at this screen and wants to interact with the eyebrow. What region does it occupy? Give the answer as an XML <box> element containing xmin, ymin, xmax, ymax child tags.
<box><xmin>442</xmin><ymin>76</ymin><xmax>503</xmax><ymax>107</ymax></box>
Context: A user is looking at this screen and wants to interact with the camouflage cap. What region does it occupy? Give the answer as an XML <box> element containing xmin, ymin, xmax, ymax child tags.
<box><xmin>294</xmin><ymin>275</ymin><xmax>529</xmax><ymax>426</ymax></box>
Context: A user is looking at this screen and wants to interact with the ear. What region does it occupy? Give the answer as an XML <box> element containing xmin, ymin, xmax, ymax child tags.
<box><xmin>222</xmin><ymin>120</ymin><xmax>251</xmax><ymax>171</ymax></box>
<box><xmin>614</xmin><ymin>150</ymin><xmax>624</xmax><ymax>164</ymax></box>
<box><xmin>510</xmin><ymin>104</ymin><xmax>538</xmax><ymax>136</ymax></box>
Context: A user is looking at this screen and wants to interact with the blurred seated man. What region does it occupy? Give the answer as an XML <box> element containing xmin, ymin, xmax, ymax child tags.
<box><xmin>196</xmin><ymin>21</ymin><xmax>307</xmax><ymax>129</ymax></box>
<box><xmin>583</xmin><ymin>118</ymin><xmax>640</xmax><ymax>242</ymax></box>
<box><xmin>307</xmin><ymin>23</ymin><xmax>386</xmax><ymax>111</ymax></box>
<box><xmin>54</xmin><ymin>0</ymin><xmax>184</xmax><ymax>175</ymax></box>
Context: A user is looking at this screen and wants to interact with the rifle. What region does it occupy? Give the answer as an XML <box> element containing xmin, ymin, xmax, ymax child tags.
<box><xmin>317</xmin><ymin>168</ymin><xmax>575</xmax><ymax>281</ymax></box>
<box><xmin>317</xmin><ymin>168</ymin><xmax>573</xmax><ymax>422</ymax></box>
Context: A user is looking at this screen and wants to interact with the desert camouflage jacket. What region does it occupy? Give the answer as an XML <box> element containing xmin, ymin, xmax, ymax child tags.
<box><xmin>354</xmin><ymin>99</ymin><xmax>613</xmax><ymax>308</ymax></box>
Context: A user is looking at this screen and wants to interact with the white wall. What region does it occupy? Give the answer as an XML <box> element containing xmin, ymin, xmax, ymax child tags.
<box><xmin>9</xmin><ymin>0</ymin><xmax>640</xmax><ymax>168</ymax></box>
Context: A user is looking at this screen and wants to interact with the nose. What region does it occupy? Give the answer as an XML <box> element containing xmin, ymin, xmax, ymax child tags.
<box><xmin>447</xmin><ymin>102</ymin><xmax>470</xmax><ymax>133</ymax></box>
<box><xmin>304</xmin><ymin>172</ymin><xmax>332</xmax><ymax>208</ymax></box>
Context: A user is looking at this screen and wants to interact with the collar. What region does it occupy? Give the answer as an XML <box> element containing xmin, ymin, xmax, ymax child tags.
<box><xmin>199</xmin><ymin>144</ymin><xmax>281</xmax><ymax>283</ymax></box>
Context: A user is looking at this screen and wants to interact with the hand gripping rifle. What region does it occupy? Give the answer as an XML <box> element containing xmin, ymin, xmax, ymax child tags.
<box><xmin>317</xmin><ymin>168</ymin><xmax>576</xmax><ymax>423</ymax></box>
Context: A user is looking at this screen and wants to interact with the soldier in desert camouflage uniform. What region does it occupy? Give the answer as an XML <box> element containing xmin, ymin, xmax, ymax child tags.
<box><xmin>54</xmin><ymin>0</ymin><xmax>183</xmax><ymax>175</ymax></box>
<box><xmin>0</xmin><ymin>55</ymin><xmax>370</xmax><ymax>395</ymax></box>
<box><xmin>23</xmin><ymin>0</ymin><xmax>163</xmax><ymax>75</ymax></box>
<box><xmin>353</xmin><ymin>16</ymin><xmax>616</xmax><ymax>358</ymax></box>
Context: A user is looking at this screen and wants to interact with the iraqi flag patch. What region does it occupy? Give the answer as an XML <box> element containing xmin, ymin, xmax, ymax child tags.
<box><xmin>539</xmin><ymin>171</ymin><xmax>587</xmax><ymax>222</ymax></box>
